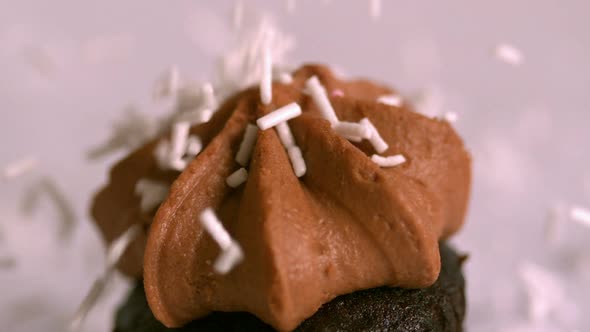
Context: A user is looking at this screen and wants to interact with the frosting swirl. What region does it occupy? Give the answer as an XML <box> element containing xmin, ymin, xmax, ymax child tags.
<box><xmin>91</xmin><ymin>65</ymin><xmax>471</xmax><ymax>331</ymax></box>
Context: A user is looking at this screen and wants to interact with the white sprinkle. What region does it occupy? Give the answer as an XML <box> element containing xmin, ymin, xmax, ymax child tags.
<box><xmin>333</xmin><ymin>121</ymin><xmax>372</xmax><ymax>141</ymax></box>
<box><xmin>377</xmin><ymin>94</ymin><xmax>403</xmax><ymax>107</ymax></box>
<box><xmin>69</xmin><ymin>274</ymin><xmax>110</xmax><ymax>332</ymax></box>
<box><xmin>3</xmin><ymin>156</ymin><xmax>38</xmax><ymax>178</ymax></box>
<box><xmin>105</xmin><ymin>224</ymin><xmax>141</xmax><ymax>270</ymax></box>
<box><xmin>570</xmin><ymin>206</ymin><xmax>590</xmax><ymax>227</ymax></box>
<box><xmin>232</xmin><ymin>0</ymin><xmax>244</xmax><ymax>29</ymax></box>
<box><xmin>202</xmin><ymin>83</ymin><xmax>218</xmax><ymax>111</ymax></box>
<box><xmin>260</xmin><ymin>44</ymin><xmax>273</xmax><ymax>105</ymax></box>
<box><xmin>257</xmin><ymin>102</ymin><xmax>302</xmax><ymax>130</ymax></box>
<box><xmin>199</xmin><ymin>208</ymin><xmax>244</xmax><ymax>274</ymax></box>
<box><xmin>226</xmin><ymin>168</ymin><xmax>248</xmax><ymax>188</ymax></box>
<box><xmin>135</xmin><ymin>179</ymin><xmax>169</xmax><ymax>213</ymax></box>
<box><xmin>495</xmin><ymin>43</ymin><xmax>524</xmax><ymax>66</ymax></box>
<box><xmin>152</xmin><ymin>65</ymin><xmax>180</xmax><ymax>100</ymax></box>
<box><xmin>443</xmin><ymin>112</ymin><xmax>458</xmax><ymax>123</ymax></box>
<box><xmin>178</xmin><ymin>108</ymin><xmax>214</xmax><ymax>125</ymax></box>
<box><xmin>275</xmin><ymin>121</ymin><xmax>296</xmax><ymax>148</ymax></box>
<box><xmin>286</xmin><ymin>0</ymin><xmax>296</xmax><ymax>13</ymax></box>
<box><xmin>214</xmin><ymin>242</ymin><xmax>244</xmax><ymax>274</ymax></box>
<box><xmin>370</xmin><ymin>0</ymin><xmax>382</xmax><ymax>19</ymax></box>
<box><xmin>360</xmin><ymin>118</ymin><xmax>389</xmax><ymax>153</ymax></box>
<box><xmin>287</xmin><ymin>146</ymin><xmax>306</xmax><ymax>177</ymax></box>
<box><xmin>200</xmin><ymin>208</ymin><xmax>233</xmax><ymax>249</ymax></box>
<box><xmin>371</xmin><ymin>154</ymin><xmax>406</xmax><ymax>168</ymax></box>
<box><xmin>186</xmin><ymin>135</ymin><xmax>203</xmax><ymax>156</ymax></box>
<box><xmin>332</xmin><ymin>89</ymin><xmax>344</xmax><ymax>97</ymax></box>
<box><xmin>305</xmin><ymin>76</ymin><xmax>339</xmax><ymax>126</ymax></box>
<box><xmin>170</xmin><ymin>122</ymin><xmax>190</xmax><ymax>157</ymax></box>
<box><xmin>154</xmin><ymin>139</ymin><xmax>171</xmax><ymax>169</ymax></box>
<box><xmin>277</xmin><ymin>72</ymin><xmax>293</xmax><ymax>84</ymax></box>
<box><xmin>236</xmin><ymin>124</ymin><xmax>258</xmax><ymax>166</ymax></box>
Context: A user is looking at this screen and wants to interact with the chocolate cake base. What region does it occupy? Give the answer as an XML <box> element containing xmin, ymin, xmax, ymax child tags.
<box><xmin>114</xmin><ymin>244</ymin><xmax>466</xmax><ymax>332</ymax></box>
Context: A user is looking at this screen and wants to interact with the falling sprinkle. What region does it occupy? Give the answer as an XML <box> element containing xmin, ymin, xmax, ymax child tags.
<box><xmin>369</xmin><ymin>0</ymin><xmax>382</xmax><ymax>19</ymax></box>
<box><xmin>168</xmin><ymin>121</ymin><xmax>191</xmax><ymax>171</ymax></box>
<box><xmin>226</xmin><ymin>168</ymin><xmax>248</xmax><ymax>188</ymax></box>
<box><xmin>287</xmin><ymin>146</ymin><xmax>306</xmax><ymax>177</ymax></box>
<box><xmin>377</xmin><ymin>94</ymin><xmax>403</xmax><ymax>107</ymax></box>
<box><xmin>135</xmin><ymin>179</ymin><xmax>170</xmax><ymax>213</ymax></box>
<box><xmin>334</xmin><ymin>121</ymin><xmax>372</xmax><ymax>141</ymax></box>
<box><xmin>232</xmin><ymin>0</ymin><xmax>244</xmax><ymax>30</ymax></box>
<box><xmin>69</xmin><ymin>275</ymin><xmax>110</xmax><ymax>332</ymax></box>
<box><xmin>371</xmin><ymin>154</ymin><xmax>406</xmax><ymax>168</ymax></box>
<box><xmin>236</xmin><ymin>124</ymin><xmax>259</xmax><ymax>166</ymax></box>
<box><xmin>275</xmin><ymin>121</ymin><xmax>296</xmax><ymax>148</ymax></box>
<box><xmin>286</xmin><ymin>0</ymin><xmax>296</xmax><ymax>13</ymax></box>
<box><xmin>3</xmin><ymin>156</ymin><xmax>38</xmax><ymax>179</ymax></box>
<box><xmin>21</xmin><ymin>177</ymin><xmax>76</xmax><ymax>242</ymax></box>
<box><xmin>519</xmin><ymin>261</ymin><xmax>568</xmax><ymax>322</ymax></box>
<box><xmin>257</xmin><ymin>102</ymin><xmax>302</xmax><ymax>130</ymax></box>
<box><xmin>305</xmin><ymin>76</ymin><xmax>339</xmax><ymax>125</ymax></box>
<box><xmin>569</xmin><ymin>206</ymin><xmax>590</xmax><ymax>227</ymax></box>
<box><xmin>495</xmin><ymin>43</ymin><xmax>524</xmax><ymax>66</ymax></box>
<box><xmin>152</xmin><ymin>65</ymin><xmax>181</xmax><ymax>100</ymax></box>
<box><xmin>260</xmin><ymin>44</ymin><xmax>273</xmax><ymax>105</ymax></box>
<box><xmin>360</xmin><ymin>118</ymin><xmax>389</xmax><ymax>153</ymax></box>
<box><xmin>199</xmin><ymin>208</ymin><xmax>244</xmax><ymax>274</ymax></box>
<box><xmin>105</xmin><ymin>224</ymin><xmax>141</xmax><ymax>269</ymax></box>
<box><xmin>443</xmin><ymin>112</ymin><xmax>458</xmax><ymax>123</ymax></box>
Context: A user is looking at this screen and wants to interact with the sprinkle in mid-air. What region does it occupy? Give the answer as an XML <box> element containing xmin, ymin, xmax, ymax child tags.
<box><xmin>494</xmin><ymin>43</ymin><xmax>524</xmax><ymax>66</ymax></box>
<box><xmin>569</xmin><ymin>206</ymin><xmax>590</xmax><ymax>228</ymax></box>
<box><xmin>443</xmin><ymin>111</ymin><xmax>458</xmax><ymax>123</ymax></box>
<box><xmin>226</xmin><ymin>168</ymin><xmax>248</xmax><ymax>188</ymax></box>
<box><xmin>371</xmin><ymin>154</ymin><xmax>406</xmax><ymax>168</ymax></box>
<box><xmin>199</xmin><ymin>208</ymin><xmax>244</xmax><ymax>274</ymax></box>
<box><xmin>256</xmin><ymin>102</ymin><xmax>302</xmax><ymax>130</ymax></box>
<box><xmin>369</xmin><ymin>0</ymin><xmax>382</xmax><ymax>19</ymax></box>
<box><xmin>236</xmin><ymin>124</ymin><xmax>259</xmax><ymax>166</ymax></box>
<box><xmin>2</xmin><ymin>156</ymin><xmax>38</xmax><ymax>179</ymax></box>
<box><xmin>260</xmin><ymin>44</ymin><xmax>273</xmax><ymax>105</ymax></box>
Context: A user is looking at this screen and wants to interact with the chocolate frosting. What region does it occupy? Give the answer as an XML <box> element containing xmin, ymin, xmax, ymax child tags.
<box><xmin>91</xmin><ymin>65</ymin><xmax>471</xmax><ymax>331</ymax></box>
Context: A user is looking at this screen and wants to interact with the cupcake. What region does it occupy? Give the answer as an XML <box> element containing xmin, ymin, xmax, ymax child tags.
<box><xmin>91</xmin><ymin>64</ymin><xmax>471</xmax><ymax>331</ymax></box>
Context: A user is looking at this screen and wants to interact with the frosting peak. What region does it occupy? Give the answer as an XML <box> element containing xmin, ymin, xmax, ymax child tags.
<box><xmin>91</xmin><ymin>65</ymin><xmax>471</xmax><ymax>331</ymax></box>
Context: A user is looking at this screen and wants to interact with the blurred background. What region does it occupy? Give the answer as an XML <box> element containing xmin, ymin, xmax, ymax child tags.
<box><xmin>1</xmin><ymin>1</ymin><xmax>589</xmax><ymax>331</ymax></box>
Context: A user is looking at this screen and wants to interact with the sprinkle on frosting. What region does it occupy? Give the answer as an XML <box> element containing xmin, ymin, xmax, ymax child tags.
<box><xmin>569</xmin><ymin>206</ymin><xmax>590</xmax><ymax>227</ymax></box>
<box><xmin>377</xmin><ymin>94</ymin><xmax>403</xmax><ymax>107</ymax></box>
<box><xmin>275</xmin><ymin>121</ymin><xmax>296</xmax><ymax>148</ymax></box>
<box><xmin>371</xmin><ymin>154</ymin><xmax>406</xmax><ymax>168</ymax></box>
<box><xmin>236</xmin><ymin>124</ymin><xmax>259</xmax><ymax>166</ymax></box>
<box><xmin>305</xmin><ymin>76</ymin><xmax>339</xmax><ymax>125</ymax></box>
<box><xmin>360</xmin><ymin>118</ymin><xmax>389</xmax><ymax>153</ymax></box>
<box><xmin>135</xmin><ymin>179</ymin><xmax>170</xmax><ymax>213</ymax></box>
<box><xmin>495</xmin><ymin>43</ymin><xmax>524</xmax><ymax>66</ymax></box>
<box><xmin>3</xmin><ymin>156</ymin><xmax>38</xmax><ymax>179</ymax></box>
<box><xmin>333</xmin><ymin>121</ymin><xmax>373</xmax><ymax>141</ymax></box>
<box><xmin>256</xmin><ymin>102</ymin><xmax>302</xmax><ymax>130</ymax></box>
<box><xmin>260</xmin><ymin>44</ymin><xmax>273</xmax><ymax>105</ymax></box>
<box><xmin>287</xmin><ymin>146</ymin><xmax>306</xmax><ymax>177</ymax></box>
<box><xmin>199</xmin><ymin>208</ymin><xmax>244</xmax><ymax>274</ymax></box>
<box><xmin>226</xmin><ymin>168</ymin><xmax>248</xmax><ymax>188</ymax></box>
